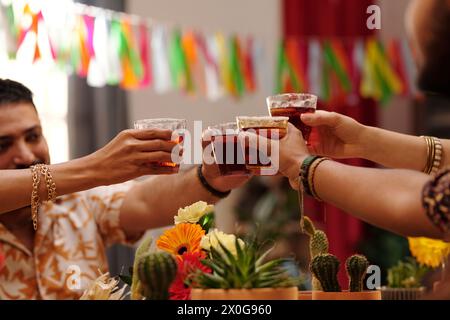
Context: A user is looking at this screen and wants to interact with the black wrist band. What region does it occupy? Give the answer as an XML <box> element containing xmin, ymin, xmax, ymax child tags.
<box><xmin>197</xmin><ymin>164</ymin><xmax>231</xmax><ymax>199</ymax></box>
<box><xmin>300</xmin><ymin>155</ymin><xmax>321</xmax><ymax>196</ymax></box>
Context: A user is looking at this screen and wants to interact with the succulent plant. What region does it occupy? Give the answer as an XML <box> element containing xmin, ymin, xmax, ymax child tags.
<box><xmin>302</xmin><ymin>216</ymin><xmax>316</xmax><ymax>237</ymax></box>
<box><xmin>387</xmin><ymin>257</ymin><xmax>429</xmax><ymax>289</ymax></box>
<box><xmin>129</xmin><ymin>235</ymin><xmax>153</xmax><ymax>300</ymax></box>
<box><xmin>137</xmin><ymin>251</ymin><xmax>178</xmax><ymax>300</ymax></box>
<box><xmin>193</xmin><ymin>237</ymin><xmax>300</xmax><ymax>289</ymax></box>
<box><xmin>310</xmin><ymin>230</ymin><xmax>329</xmax><ymax>258</ymax></box>
<box><xmin>345</xmin><ymin>254</ymin><xmax>369</xmax><ymax>292</ymax></box>
<box><xmin>303</xmin><ymin>217</ymin><xmax>329</xmax><ymax>291</ymax></box>
<box><xmin>310</xmin><ymin>254</ymin><xmax>341</xmax><ymax>292</ymax></box>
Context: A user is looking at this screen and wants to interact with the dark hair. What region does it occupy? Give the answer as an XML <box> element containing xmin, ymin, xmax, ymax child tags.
<box><xmin>0</xmin><ymin>79</ymin><xmax>36</xmax><ymax>108</ymax></box>
<box><xmin>417</xmin><ymin>0</ymin><xmax>450</xmax><ymax>96</ymax></box>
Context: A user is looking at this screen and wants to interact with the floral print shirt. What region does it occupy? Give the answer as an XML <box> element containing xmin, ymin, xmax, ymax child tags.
<box><xmin>0</xmin><ymin>182</ymin><xmax>139</xmax><ymax>300</ymax></box>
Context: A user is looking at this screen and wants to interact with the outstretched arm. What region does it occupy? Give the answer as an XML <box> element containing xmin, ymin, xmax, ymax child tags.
<box><xmin>301</xmin><ymin>110</ymin><xmax>450</xmax><ymax>171</ymax></box>
<box><xmin>0</xmin><ymin>129</ymin><xmax>177</xmax><ymax>215</ymax></box>
<box><xmin>248</xmin><ymin>123</ymin><xmax>446</xmax><ymax>239</ymax></box>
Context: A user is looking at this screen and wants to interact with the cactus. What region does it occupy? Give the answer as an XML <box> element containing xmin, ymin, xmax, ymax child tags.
<box><xmin>303</xmin><ymin>217</ymin><xmax>329</xmax><ymax>291</ymax></box>
<box><xmin>137</xmin><ymin>251</ymin><xmax>178</xmax><ymax>300</ymax></box>
<box><xmin>310</xmin><ymin>230</ymin><xmax>329</xmax><ymax>257</ymax></box>
<box><xmin>310</xmin><ymin>254</ymin><xmax>341</xmax><ymax>292</ymax></box>
<box><xmin>345</xmin><ymin>254</ymin><xmax>369</xmax><ymax>292</ymax></box>
<box><xmin>302</xmin><ymin>216</ymin><xmax>316</xmax><ymax>237</ymax></box>
<box><xmin>130</xmin><ymin>235</ymin><xmax>153</xmax><ymax>300</ymax></box>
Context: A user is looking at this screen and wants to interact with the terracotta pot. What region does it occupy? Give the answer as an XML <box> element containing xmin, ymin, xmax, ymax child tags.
<box><xmin>312</xmin><ymin>290</ymin><xmax>381</xmax><ymax>300</ymax></box>
<box><xmin>297</xmin><ymin>290</ymin><xmax>313</xmax><ymax>300</ymax></box>
<box><xmin>380</xmin><ymin>286</ymin><xmax>426</xmax><ymax>300</ymax></box>
<box><xmin>191</xmin><ymin>287</ymin><xmax>298</xmax><ymax>300</ymax></box>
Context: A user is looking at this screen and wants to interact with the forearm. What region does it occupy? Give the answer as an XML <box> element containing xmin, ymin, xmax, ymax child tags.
<box><xmin>360</xmin><ymin>126</ymin><xmax>450</xmax><ymax>171</ymax></box>
<box><xmin>0</xmin><ymin>156</ymin><xmax>100</xmax><ymax>214</ymax></box>
<box><xmin>312</xmin><ymin>160</ymin><xmax>441</xmax><ymax>238</ymax></box>
<box><xmin>120</xmin><ymin>166</ymin><xmax>220</xmax><ymax>232</ymax></box>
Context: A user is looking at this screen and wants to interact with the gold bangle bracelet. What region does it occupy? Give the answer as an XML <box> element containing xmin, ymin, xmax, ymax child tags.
<box><xmin>421</xmin><ymin>136</ymin><xmax>443</xmax><ymax>175</ymax></box>
<box><xmin>30</xmin><ymin>165</ymin><xmax>41</xmax><ymax>231</ymax></box>
<box><xmin>38</xmin><ymin>164</ymin><xmax>57</xmax><ymax>202</ymax></box>
<box><xmin>431</xmin><ymin>137</ymin><xmax>443</xmax><ymax>175</ymax></box>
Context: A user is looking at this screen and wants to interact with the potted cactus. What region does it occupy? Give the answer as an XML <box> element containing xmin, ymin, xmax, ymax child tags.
<box><xmin>310</xmin><ymin>253</ymin><xmax>381</xmax><ymax>300</ymax></box>
<box><xmin>298</xmin><ymin>216</ymin><xmax>329</xmax><ymax>300</ymax></box>
<box><xmin>190</xmin><ymin>235</ymin><xmax>300</xmax><ymax>300</ymax></box>
<box><xmin>120</xmin><ymin>235</ymin><xmax>179</xmax><ymax>300</ymax></box>
<box><xmin>380</xmin><ymin>257</ymin><xmax>428</xmax><ymax>300</ymax></box>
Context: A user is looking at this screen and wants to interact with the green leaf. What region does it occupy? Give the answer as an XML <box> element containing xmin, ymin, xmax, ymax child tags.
<box><xmin>198</xmin><ymin>212</ymin><xmax>215</xmax><ymax>232</ymax></box>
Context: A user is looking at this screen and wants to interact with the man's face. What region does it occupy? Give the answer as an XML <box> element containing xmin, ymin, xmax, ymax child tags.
<box><xmin>0</xmin><ymin>103</ymin><xmax>50</xmax><ymax>169</ymax></box>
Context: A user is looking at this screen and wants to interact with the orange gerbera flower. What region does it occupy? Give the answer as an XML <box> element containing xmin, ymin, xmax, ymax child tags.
<box><xmin>157</xmin><ymin>223</ymin><xmax>205</xmax><ymax>256</ymax></box>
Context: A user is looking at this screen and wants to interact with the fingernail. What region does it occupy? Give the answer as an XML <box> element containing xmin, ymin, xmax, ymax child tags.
<box><xmin>301</xmin><ymin>114</ymin><xmax>312</xmax><ymax>121</ymax></box>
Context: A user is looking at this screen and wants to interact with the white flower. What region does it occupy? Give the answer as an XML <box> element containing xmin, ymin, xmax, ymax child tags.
<box><xmin>200</xmin><ymin>229</ymin><xmax>245</xmax><ymax>256</ymax></box>
<box><xmin>174</xmin><ymin>201</ymin><xmax>214</xmax><ymax>224</ymax></box>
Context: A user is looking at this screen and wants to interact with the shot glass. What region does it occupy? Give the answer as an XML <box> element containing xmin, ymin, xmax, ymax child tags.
<box><xmin>133</xmin><ymin>118</ymin><xmax>186</xmax><ymax>174</ymax></box>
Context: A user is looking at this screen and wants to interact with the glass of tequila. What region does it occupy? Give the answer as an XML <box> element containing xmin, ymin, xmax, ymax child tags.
<box><xmin>134</xmin><ymin>118</ymin><xmax>186</xmax><ymax>174</ymax></box>
<box><xmin>208</xmin><ymin>122</ymin><xmax>250</xmax><ymax>176</ymax></box>
<box><xmin>236</xmin><ymin>116</ymin><xmax>288</xmax><ymax>175</ymax></box>
<box><xmin>267</xmin><ymin>93</ymin><xmax>317</xmax><ymax>145</ymax></box>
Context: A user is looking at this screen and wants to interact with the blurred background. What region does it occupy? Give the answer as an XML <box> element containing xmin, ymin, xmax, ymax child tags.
<box><xmin>1</xmin><ymin>0</ymin><xmax>446</xmax><ymax>290</ymax></box>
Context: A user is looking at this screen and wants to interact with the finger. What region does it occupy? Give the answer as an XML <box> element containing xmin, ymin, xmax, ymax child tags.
<box><xmin>129</xmin><ymin>128</ymin><xmax>174</xmax><ymax>141</ymax></box>
<box><xmin>137</xmin><ymin>139</ymin><xmax>180</xmax><ymax>153</ymax></box>
<box><xmin>300</xmin><ymin>110</ymin><xmax>339</xmax><ymax>127</ymax></box>
<box><xmin>137</xmin><ymin>151</ymin><xmax>175</xmax><ymax>164</ymax></box>
<box><xmin>141</xmin><ymin>165</ymin><xmax>179</xmax><ymax>175</ymax></box>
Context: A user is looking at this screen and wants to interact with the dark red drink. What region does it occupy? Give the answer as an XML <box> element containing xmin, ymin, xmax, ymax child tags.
<box><xmin>241</xmin><ymin>127</ymin><xmax>286</xmax><ymax>169</ymax></box>
<box><xmin>211</xmin><ymin>134</ymin><xmax>249</xmax><ymax>176</ymax></box>
<box><xmin>270</xmin><ymin>106</ymin><xmax>315</xmax><ymax>142</ymax></box>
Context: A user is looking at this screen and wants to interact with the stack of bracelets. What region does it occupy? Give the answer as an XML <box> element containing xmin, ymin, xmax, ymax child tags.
<box><xmin>299</xmin><ymin>155</ymin><xmax>330</xmax><ymax>201</ymax></box>
<box><xmin>30</xmin><ymin>164</ymin><xmax>57</xmax><ymax>231</ymax></box>
<box><xmin>421</xmin><ymin>136</ymin><xmax>443</xmax><ymax>175</ymax></box>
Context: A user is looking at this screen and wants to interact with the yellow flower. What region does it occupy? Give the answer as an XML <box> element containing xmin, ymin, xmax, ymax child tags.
<box><xmin>408</xmin><ymin>237</ymin><xmax>450</xmax><ymax>268</ymax></box>
<box><xmin>174</xmin><ymin>201</ymin><xmax>214</xmax><ymax>225</ymax></box>
<box><xmin>200</xmin><ymin>229</ymin><xmax>245</xmax><ymax>256</ymax></box>
<box><xmin>157</xmin><ymin>223</ymin><xmax>205</xmax><ymax>256</ymax></box>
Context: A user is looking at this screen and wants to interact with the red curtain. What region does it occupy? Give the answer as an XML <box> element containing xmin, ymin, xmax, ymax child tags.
<box><xmin>283</xmin><ymin>0</ymin><xmax>378</xmax><ymax>288</ymax></box>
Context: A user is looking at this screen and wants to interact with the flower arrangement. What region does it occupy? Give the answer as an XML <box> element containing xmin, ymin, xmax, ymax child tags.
<box><xmin>121</xmin><ymin>201</ymin><xmax>300</xmax><ymax>300</ymax></box>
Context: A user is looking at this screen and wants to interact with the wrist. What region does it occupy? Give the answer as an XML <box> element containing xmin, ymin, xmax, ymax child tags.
<box><xmin>198</xmin><ymin>165</ymin><xmax>231</xmax><ymax>198</ymax></box>
<box><xmin>284</xmin><ymin>155</ymin><xmax>308</xmax><ymax>182</ymax></box>
<box><xmin>356</xmin><ymin>125</ymin><xmax>373</xmax><ymax>159</ymax></box>
<box><xmin>73</xmin><ymin>155</ymin><xmax>105</xmax><ymax>187</ymax></box>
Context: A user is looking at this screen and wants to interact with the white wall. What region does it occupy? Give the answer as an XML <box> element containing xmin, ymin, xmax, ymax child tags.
<box><xmin>126</xmin><ymin>0</ymin><xmax>281</xmax><ymax>232</ymax></box>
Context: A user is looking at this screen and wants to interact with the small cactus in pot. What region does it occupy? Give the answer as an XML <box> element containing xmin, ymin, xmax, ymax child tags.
<box><xmin>303</xmin><ymin>217</ymin><xmax>329</xmax><ymax>291</ymax></box>
<box><xmin>345</xmin><ymin>254</ymin><xmax>369</xmax><ymax>292</ymax></box>
<box><xmin>310</xmin><ymin>253</ymin><xmax>341</xmax><ymax>292</ymax></box>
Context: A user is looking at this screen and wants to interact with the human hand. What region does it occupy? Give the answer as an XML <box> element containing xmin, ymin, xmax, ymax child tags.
<box><xmin>86</xmin><ymin>129</ymin><xmax>182</xmax><ymax>185</ymax></box>
<box><xmin>200</xmin><ymin>129</ymin><xmax>251</xmax><ymax>193</ymax></box>
<box><xmin>301</xmin><ymin>110</ymin><xmax>366</xmax><ymax>159</ymax></box>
